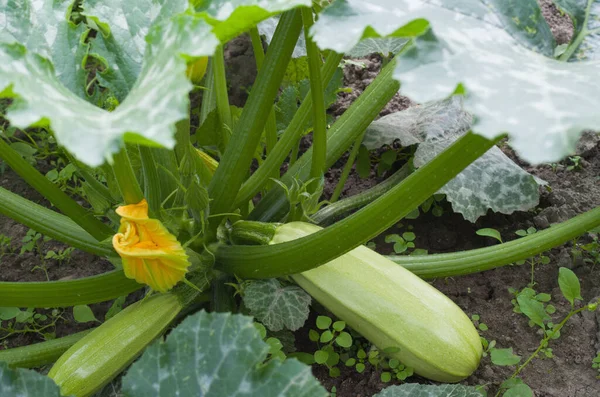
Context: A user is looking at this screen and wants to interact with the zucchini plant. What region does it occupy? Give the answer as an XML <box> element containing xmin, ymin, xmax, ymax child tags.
<box><xmin>0</xmin><ymin>0</ymin><xmax>599</xmax><ymax>396</ymax></box>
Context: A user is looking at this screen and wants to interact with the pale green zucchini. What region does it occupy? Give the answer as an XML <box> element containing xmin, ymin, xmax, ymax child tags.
<box><xmin>48</xmin><ymin>294</ymin><xmax>182</xmax><ymax>397</ymax></box>
<box><xmin>271</xmin><ymin>222</ymin><xmax>482</xmax><ymax>383</ymax></box>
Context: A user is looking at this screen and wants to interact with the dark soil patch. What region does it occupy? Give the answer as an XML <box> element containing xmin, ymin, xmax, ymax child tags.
<box><xmin>0</xmin><ymin>161</ymin><xmax>141</xmax><ymax>350</ymax></box>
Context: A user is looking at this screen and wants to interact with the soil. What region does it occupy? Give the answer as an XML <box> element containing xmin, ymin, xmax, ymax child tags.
<box><xmin>1</xmin><ymin>2</ymin><xmax>598</xmax><ymax>397</ymax></box>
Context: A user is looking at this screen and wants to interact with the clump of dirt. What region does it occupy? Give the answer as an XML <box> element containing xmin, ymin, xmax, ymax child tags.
<box><xmin>539</xmin><ymin>0</ymin><xmax>574</xmax><ymax>45</ymax></box>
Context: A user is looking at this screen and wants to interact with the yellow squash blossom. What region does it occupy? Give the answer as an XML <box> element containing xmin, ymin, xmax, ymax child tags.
<box><xmin>112</xmin><ymin>199</ymin><xmax>190</xmax><ymax>293</ymax></box>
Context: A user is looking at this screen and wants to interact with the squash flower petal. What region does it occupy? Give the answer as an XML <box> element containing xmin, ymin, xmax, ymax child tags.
<box><xmin>112</xmin><ymin>199</ymin><xmax>190</xmax><ymax>292</ymax></box>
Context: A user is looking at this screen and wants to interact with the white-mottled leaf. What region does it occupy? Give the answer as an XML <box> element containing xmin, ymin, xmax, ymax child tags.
<box><xmin>244</xmin><ymin>278</ymin><xmax>311</xmax><ymax>331</ymax></box>
<box><xmin>554</xmin><ymin>0</ymin><xmax>600</xmax><ymax>60</ymax></box>
<box><xmin>374</xmin><ymin>383</ymin><xmax>484</xmax><ymax>397</ymax></box>
<box><xmin>0</xmin><ymin>0</ymin><xmax>89</xmax><ymax>98</ymax></box>
<box><xmin>0</xmin><ymin>10</ymin><xmax>219</xmax><ymax>166</ymax></box>
<box><xmin>348</xmin><ymin>37</ymin><xmax>409</xmax><ymax>57</ymax></box>
<box><xmin>0</xmin><ymin>362</ymin><xmax>61</xmax><ymax>397</ymax></box>
<box><xmin>259</xmin><ymin>16</ymin><xmax>307</xmax><ymax>58</ymax></box>
<box><xmin>83</xmin><ymin>0</ymin><xmax>189</xmax><ymax>101</ymax></box>
<box><xmin>311</xmin><ymin>0</ymin><xmax>600</xmax><ymax>164</ymax></box>
<box><xmin>122</xmin><ymin>311</ymin><xmax>326</xmax><ymax>397</ymax></box>
<box><xmin>195</xmin><ymin>0</ymin><xmax>312</xmax><ymax>42</ymax></box>
<box><xmin>365</xmin><ymin>97</ymin><xmax>544</xmax><ymax>222</ymax></box>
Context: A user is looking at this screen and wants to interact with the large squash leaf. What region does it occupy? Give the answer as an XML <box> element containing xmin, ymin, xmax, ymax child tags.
<box><xmin>364</xmin><ymin>97</ymin><xmax>544</xmax><ymax>222</ymax></box>
<box><xmin>243</xmin><ymin>278</ymin><xmax>312</xmax><ymax>331</ymax></box>
<box><xmin>82</xmin><ymin>0</ymin><xmax>189</xmax><ymax>102</ymax></box>
<box><xmin>122</xmin><ymin>311</ymin><xmax>326</xmax><ymax>396</ymax></box>
<box><xmin>311</xmin><ymin>0</ymin><xmax>600</xmax><ymax>164</ymax></box>
<box><xmin>0</xmin><ymin>1</ymin><xmax>218</xmax><ymax>166</ymax></box>
<box><xmin>194</xmin><ymin>0</ymin><xmax>311</xmax><ymax>42</ymax></box>
<box><xmin>375</xmin><ymin>383</ymin><xmax>484</xmax><ymax>397</ymax></box>
<box><xmin>0</xmin><ymin>0</ymin><xmax>89</xmax><ymax>98</ymax></box>
<box><xmin>0</xmin><ymin>363</ymin><xmax>61</xmax><ymax>397</ymax></box>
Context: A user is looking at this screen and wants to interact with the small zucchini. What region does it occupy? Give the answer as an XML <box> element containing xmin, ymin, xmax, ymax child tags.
<box><xmin>271</xmin><ymin>222</ymin><xmax>482</xmax><ymax>383</ymax></box>
<box><xmin>48</xmin><ymin>294</ymin><xmax>182</xmax><ymax>397</ymax></box>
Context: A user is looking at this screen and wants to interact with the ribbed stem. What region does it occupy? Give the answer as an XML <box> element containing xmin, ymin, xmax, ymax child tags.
<box><xmin>0</xmin><ymin>330</ymin><xmax>92</xmax><ymax>368</ymax></box>
<box><xmin>249</xmin><ymin>26</ymin><xmax>279</xmax><ymax>188</ymax></box>
<box><xmin>111</xmin><ymin>147</ymin><xmax>143</xmax><ymax>205</ymax></box>
<box><xmin>301</xmin><ymin>7</ymin><xmax>327</xmax><ymax>185</ymax></box>
<box><xmin>390</xmin><ymin>205</ymin><xmax>600</xmax><ymax>278</ymax></box>
<box><xmin>315</xmin><ymin>163</ymin><xmax>412</xmax><ymax>225</ymax></box>
<box><xmin>216</xmin><ymin>133</ymin><xmax>497</xmax><ymax>278</ymax></box>
<box><xmin>0</xmin><ymin>270</ymin><xmax>141</xmax><ymax>307</ymax></box>
<box><xmin>213</xmin><ymin>45</ymin><xmax>232</xmax><ymax>148</ymax></box>
<box><xmin>138</xmin><ymin>145</ymin><xmax>162</xmax><ymax>216</ymax></box>
<box><xmin>234</xmin><ymin>52</ymin><xmax>343</xmax><ymax>208</ymax></box>
<box><xmin>249</xmin><ymin>57</ymin><xmax>400</xmax><ymax>222</ymax></box>
<box><xmin>0</xmin><ymin>186</ymin><xmax>113</xmax><ymax>256</ymax></box>
<box><xmin>0</xmin><ymin>138</ymin><xmax>113</xmax><ymax>240</ymax></box>
<box><xmin>208</xmin><ymin>10</ymin><xmax>303</xmax><ymax>228</ymax></box>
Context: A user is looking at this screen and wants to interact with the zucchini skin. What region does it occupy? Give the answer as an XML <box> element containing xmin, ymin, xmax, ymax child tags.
<box><xmin>271</xmin><ymin>222</ymin><xmax>482</xmax><ymax>383</ymax></box>
<box><xmin>48</xmin><ymin>294</ymin><xmax>182</xmax><ymax>397</ymax></box>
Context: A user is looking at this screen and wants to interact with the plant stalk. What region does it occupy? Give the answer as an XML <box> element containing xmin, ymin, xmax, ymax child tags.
<box><xmin>111</xmin><ymin>147</ymin><xmax>144</xmax><ymax>205</ymax></box>
<box><xmin>0</xmin><ymin>138</ymin><xmax>112</xmax><ymax>240</ymax></box>
<box><xmin>301</xmin><ymin>7</ymin><xmax>327</xmax><ymax>186</ymax></box>
<box><xmin>216</xmin><ymin>133</ymin><xmax>498</xmax><ymax>278</ymax></box>
<box><xmin>207</xmin><ymin>10</ymin><xmax>303</xmax><ymax>230</ymax></box>
<box><xmin>390</xmin><ymin>205</ymin><xmax>600</xmax><ymax>278</ymax></box>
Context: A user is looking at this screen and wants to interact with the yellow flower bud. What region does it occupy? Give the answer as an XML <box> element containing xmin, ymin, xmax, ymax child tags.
<box><xmin>186</xmin><ymin>56</ymin><xmax>208</xmax><ymax>84</ymax></box>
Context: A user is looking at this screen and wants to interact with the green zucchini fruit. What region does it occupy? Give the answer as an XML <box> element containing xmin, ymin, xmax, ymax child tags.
<box><xmin>48</xmin><ymin>294</ymin><xmax>182</xmax><ymax>397</ymax></box>
<box><xmin>270</xmin><ymin>222</ymin><xmax>482</xmax><ymax>383</ymax></box>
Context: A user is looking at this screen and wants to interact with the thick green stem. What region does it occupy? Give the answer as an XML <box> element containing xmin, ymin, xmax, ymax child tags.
<box><xmin>213</xmin><ymin>45</ymin><xmax>232</xmax><ymax>150</ymax></box>
<box><xmin>0</xmin><ymin>330</ymin><xmax>92</xmax><ymax>368</ymax></box>
<box><xmin>301</xmin><ymin>7</ymin><xmax>327</xmax><ymax>185</ymax></box>
<box><xmin>111</xmin><ymin>147</ymin><xmax>143</xmax><ymax>205</ymax></box>
<box><xmin>234</xmin><ymin>52</ymin><xmax>343</xmax><ymax>208</ymax></box>
<box><xmin>315</xmin><ymin>163</ymin><xmax>412</xmax><ymax>225</ymax></box>
<box><xmin>0</xmin><ymin>270</ymin><xmax>141</xmax><ymax>307</ymax></box>
<box><xmin>200</xmin><ymin>60</ymin><xmax>216</xmax><ymax>126</ymax></box>
<box><xmin>0</xmin><ymin>186</ymin><xmax>113</xmax><ymax>256</ymax></box>
<box><xmin>249</xmin><ymin>57</ymin><xmax>400</xmax><ymax>222</ymax></box>
<box><xmin>389</xmin><ymin>205</ymin><xmax>600</xmax><ymax>278</ymax></box>
<box><xmin>216</xmin><ymin>133</ymin><xmax>497</xmax><ymax>278</ymax></box>
<box><xmin>138</xmin><ymin>146</ymin><xmax>162</xmax><ymax>216</ymax></box>
<box><xmin>329</xmin><ymin>131</ymin><xmax>366</xmax><ymax>203</ymax></box>
<box><xmin>0</xmin><ymin>138</ymin><xmax>112</xmax><ymax>240</ymax></box>
<box><xmin>208</xmin><ymin>10</ymin><xmax>303</xmax><ymax>227</ymax></box>
<box><xmin>249</xmin><ymin>26</ymin><xmax>279</xmax><ymax>187</ymax></box>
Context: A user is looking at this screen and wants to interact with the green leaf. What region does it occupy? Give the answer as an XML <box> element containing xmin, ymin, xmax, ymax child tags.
<box><xmin>554</xmin><ymin>0</ymin><xmax>600</xmax><ymax>61</ymax></box>
<box><xmin>83</xmin><ymin>0</ymin><xmax>189</xmax><ymax>102</ymax></box>
<box><xmin>243</xmin><ymin>278</ymin><xmax>311</xmax><ymax>331</ymax></box>
<box><xmin>0</xmin><ymin>362</ymin><xmax>62</xmax><ymax>396</ymax></box>
<box><xmin>490</xmin><ymin>347</ymin><xmax>522</xmax><ymax>366</ymax></box>
<box><xmin>476</xmin><ymin>228</ymin><xmax>503</xmax><ymax>243</ymax></box>
<box><xmin>73</xmin><ymin>305</ymin><xmax>98</xmax><ymax>323</ymax></box>
<box><xmin>348</xmin><ymin>37</ymin><xmax>409</xmax><ymax>58</ymax></box>
<box><xmin>517</xmin><ymin>292</ymin><xmax>551</xmax><ymax>328</ymax></box>
<box><xmin>194</xmin><ymin>0</ymin><xmax>311</xmax><ymax>42</ymax></box>
<box><xmin>316</xmin><ymin>315</ymin><xmax>332</xmax><ymax>330</ymax></box>
<box><xmin>320</xmin><ymin>330</ymin><xmax>334</xmax><ymax>343</ymax></box>
<box><xmin>0</xmin><ymin>8</ymin><xmax>219</xmax><ymax>166</ymax></box>
<box><xmin>312</xmin><ymin>0</ymin><xmax>600</xmax><ymax>164</ymax></box>
<box><xmin>0</xmin><ymin>307</ymin><xmax>19</xmax><ymax>320</ymax></box>
<box><xmin>364</xmin><ymin>97</ymin><xmax>544</xmax><ymax>222</ymax></box>
<box><xmin>0</xmin><ymin>0</ymin><xmax>90</xmax><ymax>98</ymax></box>
<box><xmin>122</xmin><ymin>311</ymin><xmax>326</xmax><ymax>396</ymax></box>
<box><xmin>314</xmin><ymin>349</ymin><xmax>329</xmax><ymax>364</ymax></box>
<box><xmin>374</xmin><ymin>383</ymin><xmax>484</xmax><ymax>397</ymax></box>
<box><xmin>503</xmin><ymin>383</ymin><xmax>534</xmax><ymax>397</ymax></box>
<box><xmin>335</xmin><ymin>331</ymin><xmax>353</xmax><ymax>348</ymax></box>
<box><xmin>558</xmin><ymin>267</ymin><xmax>583</xmax><ymax>305</ymax></box>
